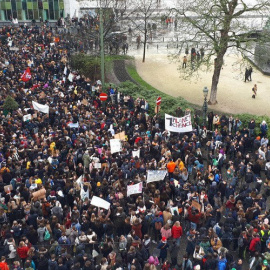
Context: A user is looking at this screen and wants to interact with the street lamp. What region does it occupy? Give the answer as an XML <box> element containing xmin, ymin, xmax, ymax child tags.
<box><xmin>202</xmin><ymin>87</ymin><xmax>209</xmax><ymax>126</ymax></box>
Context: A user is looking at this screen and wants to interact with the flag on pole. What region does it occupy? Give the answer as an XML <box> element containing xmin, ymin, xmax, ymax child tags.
<box><xmin>21</xmin><ymin>67</ymin><xmax>32</xmax><ymax>82</ymax></box>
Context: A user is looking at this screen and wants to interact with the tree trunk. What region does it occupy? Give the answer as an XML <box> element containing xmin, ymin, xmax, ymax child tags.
<box><xmin>209</xmin><ymin>51</ymin><xmax>226</xmax><ymax>105</ymax></box>
<box><xmin>142</xmin><ymin>24</ymin><xmax>147</xmax><ymax>62</ymax></box>
<box><xmin>142</xmin><ymin>39</ymin><xmax>146</xmax><ymax>62</ymax></box>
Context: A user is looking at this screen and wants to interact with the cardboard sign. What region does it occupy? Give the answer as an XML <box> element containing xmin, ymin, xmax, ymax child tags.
<box><xmin>4</xmin><ymin>185</ymin><xmax>13</xmax><ymax>193</ymax></box>
<box><xmin>91</xmin><ymin>196</ymin><xmax>110</xmax><ymax>210</ymax></box>
<box><xmin>192</xmin><ymin>200</ymin><xmax>202</xmax><ymax>211</ymax></box>
<box><xmin>32</xmin><ymin>188</ymin><xmax>46</xmax><ymax>201</ymax></box>
<box><xmin>82</xmin><ymin>99</ymin><xmax>89</xmax><ymax>106</ymax></box>
<box><xmin>114</xmin><ymin>131</ymin><xmax>126</xmax><ymax>141</ymax></box>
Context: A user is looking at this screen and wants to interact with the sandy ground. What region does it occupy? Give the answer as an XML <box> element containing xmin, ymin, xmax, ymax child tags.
<box><xmin>134</xmin><ymin>53</ymin><xmax>270</xmax><ymax>116</ymax></box>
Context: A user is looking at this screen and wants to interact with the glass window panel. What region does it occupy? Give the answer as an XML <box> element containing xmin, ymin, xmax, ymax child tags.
<box><xmin>33</xmin><ymin>1</ymin><xmax>37</xmax><ymax>8</ymax></box>
<box><xmin>33</xmin><ymin>9</ymin><xmax>38</xmax><ymax>19</ymax></box>
<box><xmin>49</xmin><ymin>8</ymin><xmax>54</xmax><ymax>19</ymax></box>
<box><xmin>6</xmin><ymin>9</ymin><xmax>12</xmax><ymax>19</ymax></box>
<box><xmin>17</xmin><ymin>9</ymin><xmax>22</xmax><ymax>20</ymax></box>
<box><xmin>54</xmin><ymin>1</ymin><xmax>59</xmax><ymax>10</ymax></box>
<box><xmin>27</xmin><ymin>2</ymin><xmax>33</xmax><ymax>9</ymax></box>
<box><xmin>28</xmin><ymin>9</ymin><xmax>33</xmax><ymax>19</ymax></box>
<box><xmin>43</xmin><ymin>2</ymin><xmax>48</xmax><ymax>9</ymax></box>
<box><xmin>16</xmin><ymin>2</ymin><xmax>22</xmax><ymax>9</ymax></box>
<box><xmin>6</xmin><ymin>2</ymin><xmax>12</xmax><ymax>9</ymax></box>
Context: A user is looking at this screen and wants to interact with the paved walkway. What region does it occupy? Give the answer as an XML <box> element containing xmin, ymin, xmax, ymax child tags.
<box><xmin>133</xmin><ymin>52</ymin><xmax>270</xmax><ymax>116</ymax></box>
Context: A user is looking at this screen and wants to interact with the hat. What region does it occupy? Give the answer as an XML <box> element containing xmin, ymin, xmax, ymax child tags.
<box><xmin>35</xmin><ymin>178</ymin><xmax>42</xmax><ymax>184</ymax></box>
<box><xmin>161</xmin><ymin>237</ymin><xmax>167</xmax><ymax>242</ymax></box>
<box><xmin>148</xmin><ymin>256</ymin><xmax>155</xmax><ymax>264</ymax></box>
<box><xmin>97</xmin><ymin>182</ymin><xmax>101</xmax><ymax>187</ymax></box>
<box><xmin>264</xmin><ymin>260</ymin><xmax>268</xmax><ymax>266</ymax></box>
<box><xmin>194</xmin><ymin>265</ymin><xmax>201</xmax><ymax>270</ymax></box>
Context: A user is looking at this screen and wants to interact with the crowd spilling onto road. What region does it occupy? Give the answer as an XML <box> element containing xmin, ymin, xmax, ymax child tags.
<box><xmin>1</xmin><ymin>23</ymin><xmax>270</xmax><ymax>270</ymax></box>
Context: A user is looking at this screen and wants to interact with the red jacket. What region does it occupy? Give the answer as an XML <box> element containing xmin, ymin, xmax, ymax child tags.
<box><xmin>188</xmin><ymin>207</ymin><xmax>202</xmax><ymax>224</ymax></box>
<box><xmin>249</xmin><ymin>237</ymin><xmax>261</xmax><ymax>252</ymax></box>
<box><xmin>171</xmin><ymin>225</ymin><xmax>183</xmax><ymax>239</ymax></box>
<box><xmin>0</xmin><ymin>262</ymin><xmax>9</xmax><ymax>270</ymax></box>
<box><xmin>17</xmin><ymin>246</ymin><xmax>30</xmax><ymax>259</ymax></box>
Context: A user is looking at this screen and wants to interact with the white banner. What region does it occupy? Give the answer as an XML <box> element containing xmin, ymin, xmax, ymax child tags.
<box><xmin>91</xmin><ymin>196</ymin><xmax>110</xmax><ymax>210</ymax></box>
<box><xmin>32</xmin><ymin>101</ymin><xmax>49</xmax><ymax>114</ymax></box>
<box><xmin>147</xmin><ymin>170</ymin><xmax>167</xmax><ymax>183</ymax></box>
<box><xmin>23</xmin><ymin>114</ymin><xmax>32</xmax><ymax>122</ymax></box>
<box><xmin>132</xmin><ymin>149</ymin><xmax>140</xmax><ymax>158</ymax></box>
<box><xmin>127</xmin><ymin>182</ymin><xmax>143</xmax><ymax>197</ymax></box>
<box><xmin>68</xmin><ymin>122</ymin><xmax>79</xmax><ymax>128</ymax></box>
<box><xmin>110</xmin><ymin>139</ymin><xmax>122</xmax><ymax>154</ymax></box>
<box><xmin>165</xmin><ymin>113</ymin><xmax>192</xmax><ymax>133</ymax></box>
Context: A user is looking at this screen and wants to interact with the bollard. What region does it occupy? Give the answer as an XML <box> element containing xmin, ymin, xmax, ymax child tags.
<box><xmin>167</xmin><ymin>44</ymin><xmax>168</xmax><ymax>49</ymax></box>
<box><xmin>157</xmin><ymin>44</ymin><xmax>158</xmax><ymax>50</ymax></box>
<box><xmin>163</xmin><ymin>37</ymin><xmax>164</xmax><ymax>42</ymax></box>
<box><xmin>177</xmin><ymin>37</ymin><xmax>178</xmax><ymax>42</ymax></box>
<box><xmin>147</xmin><ymin>45</ymin><xmax>149</xmax><ymax>49</ymax></box>
<box><xmin>177</xmin><ymin>44</ymin><xmax>178</xmax><ymax>48</ymax></box>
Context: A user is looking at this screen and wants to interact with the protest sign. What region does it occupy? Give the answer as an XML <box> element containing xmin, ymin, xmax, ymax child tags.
<box><xmin>114</xmin><ymin>131</ymin><xmax>126</xmax><ymax>141</ymax></box>
<box><xmin>94</xmin><ymin>163</ymin><xmax>101</xmax><ymax>169</ymax></box>
<box><xmin>147</xmin><ymin>170</ymin><xmax>167</xmax><ymax>183</ymax></box>
<box><xmin>110</xmin><ymin>139</ymin><xmax>122</xmax><ymax>154</ymax></box>
<box><xmin>82</xmin><ymin>99</ymin><xmax>89</xmax><ymax>106</ymax></box>
<box><xmin>91</xmin><ymin>196</ymin><xmax>110</xmax><ymax>210</ymax></box>
<box><xmin>192</xmin><ymin>200</ymin><xmax>202</xmax><ymax>211</ymax></box>
<box><xmin>68</xmin><ymin>122</ymin><xmax>79</xmax><ymax>128</ymax></box>
<box><xmin>4</xmin><ymin>185</ymin><xmax>13</xmax><ymax>193</ymax></box>
<box><xmin>23</xmin><ymin>114</ymin><xmax>32</xmax><ymax>122</ymax></box>
<box><xmin>32</xmin><ymin>101</ymin><xmax>49</xmax><ymax>114</ymax></box>
<box><xmin>127</xmin><ymin>182</ymin><xmax>143</xmax><ymax>197</ymax></box>
<box><xmin>132</xmin><ymin>149</ymin><xmax>140</xmax><ymax>158</ymax></box>
<box><xmin>32</xmin><ymin>188</ymin><xmax>46</xmax><ymax>201</ymax></box>
<box><xmin>165</xmin><ymin>113</ymin><xmax>192</xmax><ymax>133</ymax></box>
<box><xmin>80</xmin><ymin>185</ymin><xmax>89</xmax><ymax>201</ymax></box>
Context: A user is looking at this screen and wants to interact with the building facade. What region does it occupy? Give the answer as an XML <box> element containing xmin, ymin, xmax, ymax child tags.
<box><xmin>0</xmin><ymin>0</ymin><xmax>65</xmax><ymax>21</ymax></box>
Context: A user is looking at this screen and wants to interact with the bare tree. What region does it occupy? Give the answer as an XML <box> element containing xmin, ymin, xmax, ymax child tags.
<box><xmin>171</xmin><ymin>0</ymin><xmax>270</xmax><ymax>104</ymax></box>
<box><xmin>126</xmin><ymin>0</ymin><xmax>158</xmax><ymax>62</ymax></box>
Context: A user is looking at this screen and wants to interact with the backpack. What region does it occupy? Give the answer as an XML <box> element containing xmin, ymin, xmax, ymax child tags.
<box><xmin>155</xmin><ymin>221</ymin><xmax>162</xmax><ymax>230</ymax></box>
<box><xmin>44</xmin><ymin>228</ymin><xmax>51</xmax><ymax>240</ymax></box>
<box><xmin>254</xmin><ymin>240</ymin><xmax>261</xmax><ymax>252</ymax></box>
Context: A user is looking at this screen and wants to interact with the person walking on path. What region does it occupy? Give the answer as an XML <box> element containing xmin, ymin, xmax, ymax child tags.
<box><xmin>245</xmin><ymin>68</ymin><xmax>250</xmax><ymax>82</ymax></box>
<box><xmin>252</xmin><ymin>84</ymin><xmax>257</xmax><ymax>99</ymax></box>
<box><xmin>183</xmin><ymin>55</ymin><xmax>187</xmax><ymax>68</ymax></box>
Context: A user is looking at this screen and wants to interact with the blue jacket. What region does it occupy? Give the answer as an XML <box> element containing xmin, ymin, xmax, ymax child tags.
<box><xmin>218</xmin><ymin>258</ymin><xmax>227</xmax><ymax>270</ymax></box>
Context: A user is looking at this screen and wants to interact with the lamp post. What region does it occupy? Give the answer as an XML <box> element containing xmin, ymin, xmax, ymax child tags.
<box><xmin>202</xmin><ymin>87</ymin><xmax>209</xmax><ymax>126</ymax></box>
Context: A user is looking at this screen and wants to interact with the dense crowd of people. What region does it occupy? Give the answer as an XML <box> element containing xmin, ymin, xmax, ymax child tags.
<box><xmin>0</xmin><ymin>23</ymin><xmax>270</xmax><ymax>270</ymax></box>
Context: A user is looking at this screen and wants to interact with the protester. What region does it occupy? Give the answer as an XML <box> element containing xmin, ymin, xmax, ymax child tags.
<box><xmin>0</xmin><ymin>23</ymin><xmax>270</xmax><ymax>270</ymax></box>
